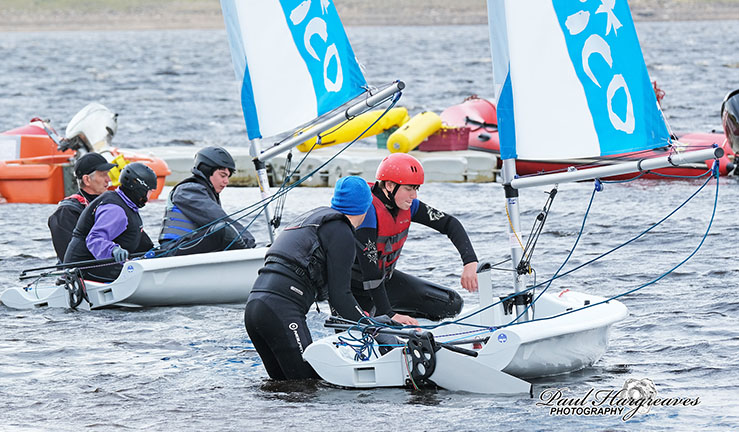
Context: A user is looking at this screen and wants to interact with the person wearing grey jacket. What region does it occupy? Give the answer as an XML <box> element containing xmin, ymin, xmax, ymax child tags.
<box><xmin>158</xmin><ymin>146</ymin><xmax>256</xmax><ymax>255</ymax></box>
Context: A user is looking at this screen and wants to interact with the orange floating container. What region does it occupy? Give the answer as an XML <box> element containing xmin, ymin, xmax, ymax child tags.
<box><xmin>0</xmin><ymin>120</ymin><xmax>170</xmax><ymax>204</ymax></box>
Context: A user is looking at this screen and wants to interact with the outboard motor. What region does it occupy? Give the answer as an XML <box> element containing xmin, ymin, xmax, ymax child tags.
<box><xmin>722</xmin><ymin>89</ymin><xmax>739</xmax><ymax>154</ymax></box>
<box><xmin>62</xmin><ymin>102</ymin><xmax>118</xmax><ymax>153</ymax></box>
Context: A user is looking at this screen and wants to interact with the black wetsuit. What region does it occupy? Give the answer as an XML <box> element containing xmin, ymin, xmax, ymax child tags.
<box><xmin>48</xmin><ymin>189</ymin><xmax>98</xmax><ymax>262</ymax></box>
<box><xmin>244</xmin><ymin>207</ymin><xmax>365</xmax><ymax>380</ymax></box>
<box><xmin>352</xmin><ymin>183</ymin><xmax>477</xmax><ymax>320</ymax></box>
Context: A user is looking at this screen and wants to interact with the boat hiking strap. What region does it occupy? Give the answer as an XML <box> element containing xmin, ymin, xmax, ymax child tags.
<box><xmin>463</xmin><ymin>116</ymin><xmax>497</xmax><ymax>131</ymax></box>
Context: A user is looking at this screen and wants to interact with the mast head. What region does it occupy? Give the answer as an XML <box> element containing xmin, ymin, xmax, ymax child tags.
<box><xmin>376</xmin><ymin>153</ymin><xmax>424</xmax><ymax>186</ymax></box>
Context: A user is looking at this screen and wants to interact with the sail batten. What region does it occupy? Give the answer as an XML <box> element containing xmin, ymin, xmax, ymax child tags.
<box><xmin>220</xmin><ymin>0</ymin><xmax>367</xmax><ymax>140</ymax></box>
<box><xmin>487</xmin><ymin>0</ymin><xmax>670</xmax><ymax>161</ymax></box>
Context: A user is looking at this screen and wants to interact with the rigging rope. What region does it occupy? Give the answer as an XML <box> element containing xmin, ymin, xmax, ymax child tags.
<box><xmin>397</xmin><ymin>164</ymin><xmax>720</xmax><ymax>337</ymax></box>
<box><xmin>151</xmin><ymin>90</ymin><xmax>403</xmax><ymax>258</ymax></box>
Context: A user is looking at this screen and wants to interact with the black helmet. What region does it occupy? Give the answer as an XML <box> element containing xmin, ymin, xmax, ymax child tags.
<box><xmin>119</xmin><ymin>162</ymin><xmax>157</xmax><ymax>208</ymax></box>
<box><xmin>721</xmin><ymin>89</ymin><xmax>739</xmax><ymax>153</ymax></box>
<box><xmin>194</xmin><ymin>146</ymin><xmax>235</xmax><ymax>177</ymax></box>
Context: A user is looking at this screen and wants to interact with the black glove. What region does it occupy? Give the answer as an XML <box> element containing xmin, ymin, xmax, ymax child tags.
<box><xmin>218</xmin><ymin>222</ymin><xmax>257</xmax><ymax>250</ymax></box>
<box><xmin>371</xmin><ymin>314</ymin><xmax>402</xmax><ymax>327</ymax></box>
<box><xmin>369</xmin><ymin>315</ymin><xmax>400</xmax><ymax>355</ymax></box>
<box><xmin>112</xmin><ymin>245</ymin><xmax>129</xmax><ymax>262</ymax></box>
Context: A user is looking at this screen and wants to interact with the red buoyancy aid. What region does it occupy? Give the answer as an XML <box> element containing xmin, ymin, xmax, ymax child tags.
<box><xmin>372</xmin><ymin>195</ymin><xmax>411</xmax><ymax>278</ymax></box>
<box><xmin>64</xmin><ymin>193</ymin><xmax>89</xmax><ymax>206</ymax></box>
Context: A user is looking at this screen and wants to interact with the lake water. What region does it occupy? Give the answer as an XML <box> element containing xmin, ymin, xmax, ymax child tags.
<box><xmin>1</xmin><ymin>20</ymin><xmax>739</xmax><ymax>432</ymax></box>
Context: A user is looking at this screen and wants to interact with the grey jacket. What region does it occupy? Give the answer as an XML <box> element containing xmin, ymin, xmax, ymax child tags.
<box><xmin>159</xmin><ymin>167</ymin><xmax>256</xmax><ymax>252</ymax></box>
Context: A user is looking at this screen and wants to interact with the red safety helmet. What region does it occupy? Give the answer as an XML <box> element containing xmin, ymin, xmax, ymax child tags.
<box><xmin>376</xmin><ymin>153</ymin><xmax>424</xmax><ymax>185</ymax></box>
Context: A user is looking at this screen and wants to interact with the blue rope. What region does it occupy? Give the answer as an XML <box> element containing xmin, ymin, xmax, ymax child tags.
<box><xmin>500</xmin><ymin>163</ymin><xmax>720</xmax><ymax>328</ymax></box>
<box><xmin>335</xmin><ymin>316</ymin><xmax>405</xmax><ymax>361</ymax></box>
<box><xmin>142</xmin><ymin>90</ymin><xmax>402</xmax><ymax>258</ymax></box>
<box><xmin>409</xmin><ymin>165</ymin><xmax>719</xmax><ymax>336</ymax></box>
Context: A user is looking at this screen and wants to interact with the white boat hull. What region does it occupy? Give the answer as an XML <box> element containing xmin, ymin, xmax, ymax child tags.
<box><xmin>1</xmin><ymin>247</ymin><xmax>267</xmax><ymax>309</ymax></box>
<box><xmin>303</xmin><ymin>288</ymin><xmax>627</xmax><ymax>394</ymax></box>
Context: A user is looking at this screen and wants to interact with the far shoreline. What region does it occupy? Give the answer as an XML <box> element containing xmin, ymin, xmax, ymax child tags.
<box><xmin>1</xmin><ymin>1</ymin><xmax>738</xmax><ymax>33</ymax></box>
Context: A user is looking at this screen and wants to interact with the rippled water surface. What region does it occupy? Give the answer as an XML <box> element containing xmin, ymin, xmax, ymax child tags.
<box><xmin>1</xmin><ymin>20</ymin><xmax>739</xmax><ymax>431</ymax></box>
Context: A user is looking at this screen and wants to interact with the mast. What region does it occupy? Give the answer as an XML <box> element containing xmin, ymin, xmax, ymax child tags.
<box><xmin>501</xmin><ymin>158</ymin><xmax>530</xmax><ymax>323</ymax></box>
<box><xmin>249</xmin><ymin>137</ymin><xmax>275</xmax><ymax>244</ymax></box>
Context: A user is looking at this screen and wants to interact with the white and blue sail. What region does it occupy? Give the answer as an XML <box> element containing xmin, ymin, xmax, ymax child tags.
<box><xmin>487</xmin><ymin>0</ymin><xmax>670</xmax><ymax>161</ymax></box>
<box><xmin>220</xmin><ymin>0</ymin><xmax>367</xmax><ymax>140</ymax></box>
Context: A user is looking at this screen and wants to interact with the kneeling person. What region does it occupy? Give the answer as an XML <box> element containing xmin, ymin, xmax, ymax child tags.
<box><xmin>353</xmin><ymin>153</ymin><xmax>479</xmax><ymax>325</ymax></box>
<box><xmin>244</xmin><ymin>176</ymin><xmax>374</xmax><ymax>380</ymax></box>
<box><xmin>63</xmin><ymin>162</ymin><xmax>158</xmax><ymax>282</ymax></box>
<box><xmin>159</xmin><ymin>146</ymin><xmax>255</xmax><ymax>255</ymax></box>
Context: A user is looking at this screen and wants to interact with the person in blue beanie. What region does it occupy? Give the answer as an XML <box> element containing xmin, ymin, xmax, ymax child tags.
<box><xmin>244</xmin><ymin>176</ymin><xmax>394</xmax><ymax>380</ymax></box>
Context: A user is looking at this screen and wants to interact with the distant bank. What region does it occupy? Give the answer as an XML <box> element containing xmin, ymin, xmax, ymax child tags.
<box><xmin>1</xmin><ymin>0</ymin><xmax>738</xmax><ymax>32</ymax></box>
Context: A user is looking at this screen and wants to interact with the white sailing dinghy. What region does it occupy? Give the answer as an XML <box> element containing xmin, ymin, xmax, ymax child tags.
<box><xmin>1</xmin><ymin>0</ymin><xmax>403</xmax><ymax>310</ymax></box>
<box><xmin>303</xmin><ymin>0</ymin><xmax>722</xmax><ymax>394</ymax></box>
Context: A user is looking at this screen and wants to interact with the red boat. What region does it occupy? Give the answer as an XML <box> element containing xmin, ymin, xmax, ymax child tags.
<box><xmin>0</xmin><ymin>103</ymin><xmax>170</xmax><ymax>204</ymax></box>
<box><xmin>440</xmin><ymin>93</ymin><xmax>738</xmax><ymax>180</ymax></box>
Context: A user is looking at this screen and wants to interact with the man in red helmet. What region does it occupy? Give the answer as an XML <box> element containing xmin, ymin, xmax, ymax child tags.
<box><xmin>351</xmin><ymin>153</ymin><xmax>479</xmax><ymax>325</ymax></box>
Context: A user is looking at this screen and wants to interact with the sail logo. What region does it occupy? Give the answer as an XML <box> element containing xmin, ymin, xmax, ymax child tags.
<box><xmin>288</xmin><ymin>0</ymin><xmax>344</xmax><ymax>93</ymax></box>
<box><xmin>278</xmin><ymin>0</ymin><xmax>366</xmax><ymax>118</ymax></box>
<box><xmin>221</xmin><ymin>0</ymin><xmax>366</xmax><ymax>139</ymax></box>
<box><xmin>556</xmin><ymin>0</ymin><xmax>634</xmax><ymax>135</ymax></box>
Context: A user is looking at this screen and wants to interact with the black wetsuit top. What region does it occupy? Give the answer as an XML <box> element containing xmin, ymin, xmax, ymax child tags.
<box><xmin>253</xmin><ymin>211</ymin><xmax>365</xmax><ymax>322</ymax></box>
<box><xmin>244</xmin><ymin>208</ymin><xmax>366</xmax><ymax>380</ymax></box>
<box><xmin>48</xmin><ymin>189</ymin><xmax>98</xmax><ymax>262</ymax></box>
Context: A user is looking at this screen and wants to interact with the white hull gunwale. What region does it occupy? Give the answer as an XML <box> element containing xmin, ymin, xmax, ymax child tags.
<box><xmin>0</xmin><ymin>247</ymin><xmax>267</xmax><ymax>310</ymax></box>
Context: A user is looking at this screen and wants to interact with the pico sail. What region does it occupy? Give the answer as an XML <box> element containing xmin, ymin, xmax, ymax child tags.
<box><xmin>303</xmin><ymin>0</ymin><xmax>721</xmax><ymax>394</ymax></box>
<box><xmin>1</xmin><ymin>0</ymin><xmax>404</xmax><ymax>310</ymax></box>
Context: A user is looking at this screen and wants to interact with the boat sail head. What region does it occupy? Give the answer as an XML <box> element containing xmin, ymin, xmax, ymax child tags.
<box><xmin>487</xmin><ymin>0</ymin><xmax>670</xmax><ymax>161</ymax></box>
<box><xmin>220</xmin><ymin>0</ymin><xmax>367</xmax><ymax>140</ymax></box>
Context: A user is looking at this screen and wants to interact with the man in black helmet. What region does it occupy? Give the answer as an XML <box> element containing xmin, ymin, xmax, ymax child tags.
<box><xmin>48</xmin><ymin>152</ymin><xmax>116</xmax><ymax>262</ymax></box>
<box><xmin>63</xmin><ymin>162</ymin><xmax>158</xmax><ymax>282</ymax></box>
<box><xmin>158</xmin><ymin>146</ymin><xmax>256</xmax><ymax>255</ymax></box>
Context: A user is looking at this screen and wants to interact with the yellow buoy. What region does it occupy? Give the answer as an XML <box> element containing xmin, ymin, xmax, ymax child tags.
<box><xmin>107</xmin><ymin>154</ymin><xmax>131</xmax><ymax>187</ymax></box>
<box><xmin>386</xmin><ymin>111</ymin><xmax>442</xmax><ymax>153</ymax></box>
<box><xmin>296</xmin><ymin>107</ymin><xmax>410</xmax><ymax>152</ymax></box>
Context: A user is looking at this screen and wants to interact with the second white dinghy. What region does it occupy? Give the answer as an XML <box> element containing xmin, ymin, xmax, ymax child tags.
<box><xmin>1</xmin><ymin>0</ymin><xmax>406</xmax><ymax>310</ymax></box>
<box><xmin>1</xmin><ymin>248</ymin><xmax>268</xmax><ymax>310</ymax></box>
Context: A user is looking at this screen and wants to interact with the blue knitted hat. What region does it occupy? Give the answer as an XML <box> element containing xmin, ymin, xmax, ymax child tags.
<box><xmin>331</xmin><ymin>176</ymin><xmax>372</xmax><ymax>215</ymax></box>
